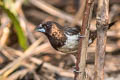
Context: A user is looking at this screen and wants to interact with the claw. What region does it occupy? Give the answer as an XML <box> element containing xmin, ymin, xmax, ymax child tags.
<box><xmin>79</xmin><ymin>35</ymin><xmax>85</xmax><ymax>38</ymax></box>
<box><xmin>72</xmin><ymin>66</ymin><xmax>81</xmax><ymax>73</ymax></box>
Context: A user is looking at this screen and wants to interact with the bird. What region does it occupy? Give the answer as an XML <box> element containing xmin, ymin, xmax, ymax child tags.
<box><xmin>35</xmin><ymin>21</ymin><xmax>116</xmax><ymax>55</ymax></box>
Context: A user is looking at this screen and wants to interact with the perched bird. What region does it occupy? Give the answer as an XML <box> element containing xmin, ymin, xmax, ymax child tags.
<box><xmin>35</xmin><ymin>21</ymin><xmax>115</xmax><ymax>54</ymax></box>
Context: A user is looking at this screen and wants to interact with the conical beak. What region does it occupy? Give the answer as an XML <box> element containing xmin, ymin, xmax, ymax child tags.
<box><xmin>35</xmin><ymin>26</ymin><xmax>41</xmax><ymax>32</ymax></box>
<box><xmin>35</xmin><ymin>24</ymin><xmax>46</xmax><ymax>32</ymax></box>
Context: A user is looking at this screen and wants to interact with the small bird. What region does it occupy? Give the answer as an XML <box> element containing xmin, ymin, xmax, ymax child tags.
<box><xmin>35</xmin><ymin>21</ymin><xmax>115</xmax><ymax>55</ymax></box>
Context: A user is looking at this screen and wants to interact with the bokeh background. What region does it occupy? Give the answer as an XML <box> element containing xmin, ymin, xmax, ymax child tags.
<box><xmin>0</xmin><ymin>0</ymin><xmax>120</xmax><ymax>80</ymax></box>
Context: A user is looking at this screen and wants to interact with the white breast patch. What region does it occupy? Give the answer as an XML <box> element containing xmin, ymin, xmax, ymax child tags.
<box><xmin>64</xmin><ymin>33</ymin><xmax>79</xmax><ymax>48</ymax></box>
<box><xmin>58</xmin><ymin>33</ymin><xmax>80</xmax><ymax>54</ymax></box>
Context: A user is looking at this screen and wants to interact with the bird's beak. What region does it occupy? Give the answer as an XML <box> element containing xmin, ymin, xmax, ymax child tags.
<box><xmin>35</xmin><ymin>27</ymin><xmax>40</xmax><ymax>32</ymax></box>
<box><xmin>35</xmin><ymin>24</ymin><xmax>46</xmax><ymax>32</ymax></box>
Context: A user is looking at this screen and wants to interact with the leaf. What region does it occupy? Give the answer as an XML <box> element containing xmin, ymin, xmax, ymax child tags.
<box><xmin>0</xmin><ymin>3</ymin><xmax>28</xmax><ymax>50</ymax></box>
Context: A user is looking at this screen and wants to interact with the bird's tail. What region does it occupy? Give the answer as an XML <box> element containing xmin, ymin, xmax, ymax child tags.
<box><xmin>89</xmin><ymin>21</ymin><xmax>117</xmax><ymax>46</ymax></box>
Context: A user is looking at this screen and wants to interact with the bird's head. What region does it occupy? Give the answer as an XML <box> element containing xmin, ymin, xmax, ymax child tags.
<box><xmin>35</xmin><ymin>21</ymin><xmax>66</xmax><ymax>50</ymax></box>
<box><xmin>36</xmin><ymin>21</ymin><xmax>64</xmax><ymax>36</ymax></box>
<box><xmin>35</xmin><ymin>21</ymin><xmax>54</xmax><ymax>34</ymax></box>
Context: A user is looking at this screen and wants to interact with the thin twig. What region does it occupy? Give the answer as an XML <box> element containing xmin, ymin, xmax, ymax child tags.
<box><xmin>0</xmin><ymin>19</ymin><xmax>11</xmax><ymax>49</ymax></box>
<box><xmin>71</xmin><ymin>0</ymin><xmax>86</xmax><ymax>27</ymax></box>
<box><xmin>75</xmin><ymin>0</ymin><xmax>95</xmax><ymax>80</ymax></box>
<box><xmin>0</xmin><ymin>43</ymin><xmax>74</xmax><ymax>78</ymax></box>
<box><xmin>6</xmin><ymin>69</ymin><xmax>29</xmax><ymax>80</ymax></box>
<box><xmin>29</xmin><ymin>0</ymin><xmax>82</xmax><ymax>26</ymax></box>
<box><xmin>0</xmin><ymin>37</ymin><xmax>44</xmax><ymax>79</ymax></box>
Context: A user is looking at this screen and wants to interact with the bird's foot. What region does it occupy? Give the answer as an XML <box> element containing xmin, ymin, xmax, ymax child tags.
<box><xmin>73</xmin><ymin>66</ymin><xmax>81</xmax><ymax>73</ymax></box>
<box><xmin>79</xmin><ymin>35</ymin><xmax>86</xmax><ymax>38</ymax></box>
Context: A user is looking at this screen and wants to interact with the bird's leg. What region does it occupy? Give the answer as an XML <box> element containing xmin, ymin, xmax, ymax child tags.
<box><xmin>73</xmin><ymin>68</ymin><xmax>81</xmax><ymax>73</ymax></box>
<box><xmin>73</xmin><ymin>65</ymin><xmax>81</xmax><ymax>73</ymax></box>
<box><xmin>79</xmin><ymin>35</ymin><xmax>86</xmax><ymax>38</ymax></box>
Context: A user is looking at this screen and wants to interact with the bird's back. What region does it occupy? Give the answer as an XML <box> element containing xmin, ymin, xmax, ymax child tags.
<box><xmin>57</xmin><ymin>26</ymin><xmax>81</xmax><ymax>54</ymax></box>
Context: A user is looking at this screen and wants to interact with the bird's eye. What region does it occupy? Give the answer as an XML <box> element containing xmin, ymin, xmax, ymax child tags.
<box><xmin>39</xmin><ymin>24</ymin><xmax>43</xmax><ymax>27</ymax></box>
<box><xmin>36</xmin><ymin>24</ymin><xmax>46</xmax><ymax>33</ymax></box>
<box><xmin>47</xmin><ymin>24</ymin><xmax>51</xmax><ymax>27</ymax></box>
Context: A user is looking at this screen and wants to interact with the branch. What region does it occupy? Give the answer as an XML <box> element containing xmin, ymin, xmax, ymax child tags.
<box><xmin>74</xmin><ymin>0</ymin><xmax>95</xmax><ymax>80</ymax></box>
<box><xmin>94</xmin><ymin>0</ymin><xmax>109</xmax><ymax>80</ymax></box>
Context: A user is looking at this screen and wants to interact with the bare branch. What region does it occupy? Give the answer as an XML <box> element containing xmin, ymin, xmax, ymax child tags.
<box><xmin>94</xmin><ymin>0</ymin><xmax>109</xmax><ymax>80</ymax></box>
<box><xmin>74</xmin><ymin>0</ymin><xmax>95</xmax><ymax>80</ymax></box>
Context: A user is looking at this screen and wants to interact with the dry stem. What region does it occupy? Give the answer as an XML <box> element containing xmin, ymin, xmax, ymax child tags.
<box><xmin>94</xmin><ymin>0</ymin><xmax>109</xmax><ymax>80</ymax></box>
<box><xmin>75</xmin><ymin>0</ymin><xmax>95</xmax><ymax>80</ymax></box>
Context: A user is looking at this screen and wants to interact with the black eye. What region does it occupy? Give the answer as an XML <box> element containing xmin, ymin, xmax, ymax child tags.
<box><xmin>37</xmin><ymin>24</ymin><xmax>42</xmax><ymax>28</ymax></box>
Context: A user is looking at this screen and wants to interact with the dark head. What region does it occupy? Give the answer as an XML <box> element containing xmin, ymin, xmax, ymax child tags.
<box><xmin>35</xmin><ymin>21</ymin><xmax>66</xmax><ymax>49</ymax></box>
<box><xmin>35</xmin><ymin>21</ymin><xmax>54</xmax><ymax>34</ymax></box>
<box><xmin>36</xmin><ymin>21</ymin><xmax>65</xmax><ymax>37</ymax></box>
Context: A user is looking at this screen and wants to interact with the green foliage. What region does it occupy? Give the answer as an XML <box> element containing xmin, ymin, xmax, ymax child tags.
<box><xmin>0</xmin><ymin>1</ymin><xmax>28</xmax><ymax>50</ymax></box>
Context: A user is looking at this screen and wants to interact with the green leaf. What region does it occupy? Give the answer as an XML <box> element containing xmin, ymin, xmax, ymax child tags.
<box><xmin>0</xmin><ymin>3</ymin><xmax>28</xmax><ymax>50</ymax></box>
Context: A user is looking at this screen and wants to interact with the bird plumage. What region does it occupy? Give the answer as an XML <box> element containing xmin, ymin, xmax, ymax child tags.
<box><xmin>36</xmin><ymin>21</ymin><xmax>67</xmax><ymax>50</ymax></box>
<box><xmin>36</xmin><ymin>21</ymin><xmax>116</xmax><ymax>54</ymax></box>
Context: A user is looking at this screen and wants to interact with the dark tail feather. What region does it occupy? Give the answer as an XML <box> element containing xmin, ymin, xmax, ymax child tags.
<box><xmin>88</xmin><ymin>21</ymin><xmax>117</xmax><ymax>46</ymax></box>
<box><xmin>108</xmin><ymin>21</ymin><xmax>117</xmax><ymax>29</ymax></box>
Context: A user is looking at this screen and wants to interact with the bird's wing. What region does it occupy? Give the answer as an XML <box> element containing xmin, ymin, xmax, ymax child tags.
<box><xmin>64</xmin><ymin>26</ymin><xmax>81</xmax><ymax>35</ymax></box>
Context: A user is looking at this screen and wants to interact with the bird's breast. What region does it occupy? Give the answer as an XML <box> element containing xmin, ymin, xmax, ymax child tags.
<box><xmin>57</xmin><ymin>33</ymin><xmax>80</xmax><ymax>54</ymax></box>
